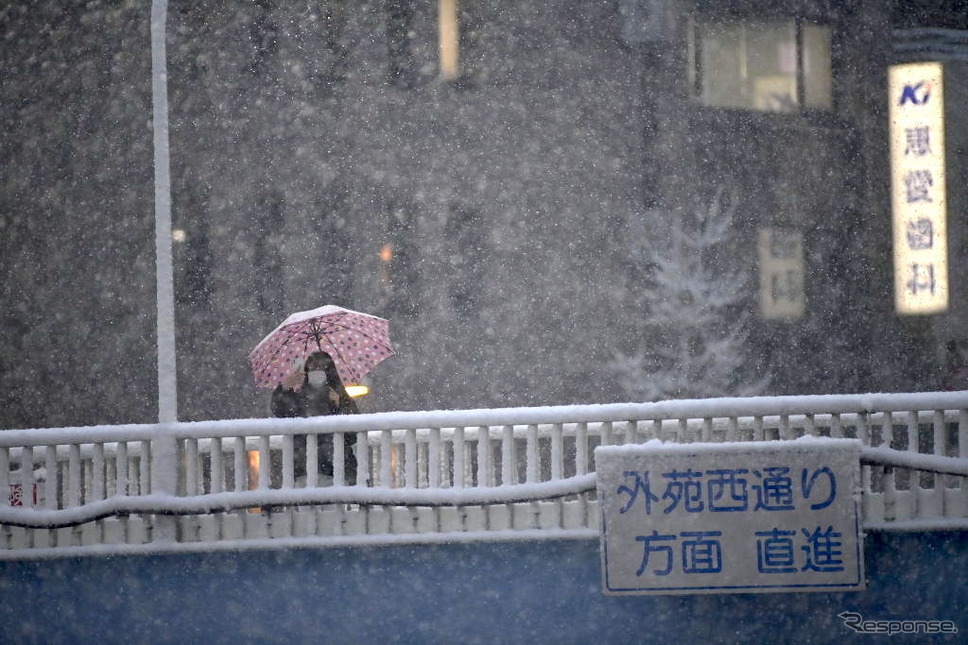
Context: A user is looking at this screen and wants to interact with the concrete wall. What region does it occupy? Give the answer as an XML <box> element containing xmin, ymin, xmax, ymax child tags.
<box><xmin>1</xmin><ymin>531</ymin><xmax>964</xmax><ymax>644</ymax></box>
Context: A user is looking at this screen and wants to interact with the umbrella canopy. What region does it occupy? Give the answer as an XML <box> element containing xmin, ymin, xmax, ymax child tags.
<box><xmin>249</xmin><ymin>305</ymin><xmax>394</xmax><ymax>389</ymax></box>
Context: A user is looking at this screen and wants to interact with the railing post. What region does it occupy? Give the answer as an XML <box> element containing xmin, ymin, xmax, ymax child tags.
<box><xmin>257</xmin><ymin>436</ymin><xmax>270</xmax><ymax>489</ymax></box>
<box><xmin>453</xmin><ymin>427</ymin><xmax>465</xmax><ymax>489</ymax></box>
<box><xmin>233</xmin><ymin>437</ymin><xmax>246</xmax><ymax>493</ymax></box>
<box><xmin>381</xmin><ymin>430</ymin><xmax>394</xmax><ymax>487</ymax></box>
<box><xmin>307</xmin><ymin>434</ymin><xmax>319</xmax><ymax>488</ymax></box>
<box><xmin>0</xmin><ymin>448</ymin><xmax>9</xmax><ymax>511</ymax></box>
<box><xmin>932</xmin><ymin>410</ymin><xmax>945</xmax><ymax>516</ymax></box>
<box><xmin>20</xmin><ymin>447</ymin><xmax>34</xmax><ymax>508</ymax></box>
<box><xmin>525</xmin><ymin>425</ymin><xmax>538</xmax><ymax>483</ymax></box>
<box><xmin>210</xmin><ymin>437</ymin><xmax>223</xmax><ymax>494</ymax></box>
<box><xmin>282</xmin><ymin>434</ymin><xmax>295</xmax><ymax>489</ymax></box>
<box><xmin>92</xmin><ymin>445</ymin><xmax>105</xmax><ymax>502</ymax></box>
<box><xmin>575</xmin><ymin>423</ymin><xmax>588</xmax><ymax>476</ymax></box>
<box><xmin>406</xmin><ymin>429</ymin><xmax>418</xmax><ymax>488</ymax></box>
<box><xmin>140</xmin><ymin>440</ymin><xmax>152</xmax><ymax>496</ymax></box>
<box><xmin>804</xmin><ymin>414</ymin><xmax>816</xmax><ymax>437</ymax></box>
<box><xmin>830</xmin><ymin>413</ymin><xmax>843</xmax><ymax>439</ymax></box>
<box><xmin>882</xmin><ymin>411</ymin><xmax>896</xmax><ymax>521</ymax></box>
<box><xmin>44</xmin><ymin>446</ymin><xmax>57</xmax><ymax>510</ymax></box>
<box><xmin>116</xmin><ymin>442</ymin><xmax>129</xmax><ymax>497</ymax></box>
<box><xmin>429</xmin><ymin>428</ymin><xmax>441</xmax><ymax>488</ymax></box>
<box><xmin>779</xmin><ymin>414</ymin><xmax>792</xmax><ymax>440</ymax></box>
<box><xmin>68</xmin><ymin>445</ymin><xmax>81</xmax><ymax>507</ymax></box>
<box><xmin>185</xmin><ymin>439</ymin><xmax>198</xmax><ymax>495</ymax></box>
<box><xmin>476</xmin><ymin>426</ymin><xmax>490</xmax><ymax>487</ymax></box>
<box><xmin>501</xmin><ymin>425</ymin><xmax>515</xmax><ymax>485</ymax></box>
<box><xmin>907</xmin><ymin>410</ymin><xmax>920</xmax><ymax>517</ymax></box>
<box><xmin>333</xmin><ymin>430</ymin><xmax>346</xmax><ymax>486</ymax></box>
<box><xmin>355</xmin><ymin>431</ymin><xmax>370</xmax><ymax>488</ymax></box>
<box><xmin>551</xmin><ymin>424</ymin><xmax>563</xmax><ymax>481</ymax></box>
<box><xmin>151</xmin><ymin>424</ymin><xmax>179</xmax><ymax>543</ymax></box>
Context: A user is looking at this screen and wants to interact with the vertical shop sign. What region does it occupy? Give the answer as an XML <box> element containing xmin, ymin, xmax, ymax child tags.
<box><xmin>889</xmin><ymin>62</ymin><xmax>948</xmax><ymax>314</ymax></box>
<box><xmin>758</xmin><ymin>229</ymin><xmax>805</xmax><ymax>319</ymax></box>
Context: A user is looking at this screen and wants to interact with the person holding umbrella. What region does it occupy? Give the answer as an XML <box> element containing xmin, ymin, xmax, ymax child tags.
<box><xmin>271</xmin><ymin>351</ymin><xmax>359</xmax><ymax>485</ymax></box>
<box><xmin>249</xmin><ymin>305</ymin><xmax>395</xmax><ymax>487</ymax></box>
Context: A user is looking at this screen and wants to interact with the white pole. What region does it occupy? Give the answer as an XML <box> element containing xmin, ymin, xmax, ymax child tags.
<box><xmin>150</xmin><ymin>0</ymin><xmax>178</xmax><ymax>424</ymax></box>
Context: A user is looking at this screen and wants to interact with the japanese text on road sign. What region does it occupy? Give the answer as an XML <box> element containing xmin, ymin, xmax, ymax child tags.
<box><xmin>597</xmin><ymin>438</ymin><xmax>864</xmax><ymax>595</ymax></box>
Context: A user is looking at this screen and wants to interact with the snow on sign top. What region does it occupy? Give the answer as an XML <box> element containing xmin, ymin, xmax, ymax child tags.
<box><xmin>596</xmin><ymin>438</ymin><xmax>864</xmax><ymax>596</ymax></box>
<box><xmin>596</xmin><ymin>435</ymin><xmax>863</xmax><ymax>455</ymax></box>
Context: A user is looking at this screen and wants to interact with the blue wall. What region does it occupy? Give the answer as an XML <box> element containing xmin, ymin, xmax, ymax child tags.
<box><xmin>1</xmin><ymin>531</ymin><xmax>965</xmax><ymax>644</ymax></box>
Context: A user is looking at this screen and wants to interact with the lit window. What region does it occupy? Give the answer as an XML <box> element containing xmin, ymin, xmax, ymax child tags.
<box><xmin>438</xmin><ymin>0</ymin><xmax>460</xmax><ymax>81</ymax></box>
<box><xmin>436</xmin><ymin>0</ymin><xmax>481</xmax><ymax>85</ymax></box>
<box><xmin>693</xmin><ymin>19</ymin><xmax>832</xmax><ymax>112</ymax></box>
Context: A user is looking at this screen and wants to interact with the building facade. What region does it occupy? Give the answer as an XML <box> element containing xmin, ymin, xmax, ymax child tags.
<box><xmin>1</xmin><ymin>1</ymin><xmax>964</xmax><ymax>428</ymax></box>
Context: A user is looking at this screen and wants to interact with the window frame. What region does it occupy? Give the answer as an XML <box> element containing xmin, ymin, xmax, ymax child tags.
<box><xmin>689</xmin><ymin>16</ymin><xmax>834</xmax><ymax>115</ymax></box>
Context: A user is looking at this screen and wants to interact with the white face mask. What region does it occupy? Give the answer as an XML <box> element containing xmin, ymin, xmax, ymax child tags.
<box><xmin>307</xmin><ymin>371</ymin><xmax>328</xmax><ymax>388</ymax></box>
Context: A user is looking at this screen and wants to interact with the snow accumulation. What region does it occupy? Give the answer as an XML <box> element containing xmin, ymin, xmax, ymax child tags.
<box><xmin>5</xmin><ymin>390</ymin><xmax>968</xmax><ymax>441</ymax></box>
<box><xmin>595</xmin><ymin>436</ymin><xmax>864</xmax><ymax>456</ymax></box>
<box><xmin>595</xmin><ymin>436</ymin><xmax>968</xmax><ymax>476</ymax></box>
<box><xmin>0</xmin><ymin>474</ymin><xmax>598</xmax><ymax>530</ymax></box>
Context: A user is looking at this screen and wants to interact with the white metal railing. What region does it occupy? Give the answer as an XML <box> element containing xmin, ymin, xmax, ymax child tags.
<box><xmin>1</xmin><ymin>391</ymin><xmax>967</xmax><ymax>559</ymax></box>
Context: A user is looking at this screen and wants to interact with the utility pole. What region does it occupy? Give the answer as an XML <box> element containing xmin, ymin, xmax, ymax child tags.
<box><xmin>150</xmin><ymin>0</ymin><xmax>178</xmax><ymax>425</ymax></box>
<box><xmin>150</xmin><ymin>0</ymin><xmax>178</xmax><ymax>543</ymax></box>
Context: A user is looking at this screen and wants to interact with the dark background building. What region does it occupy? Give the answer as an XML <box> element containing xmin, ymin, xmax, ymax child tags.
<box><xmin>2</xmin><ymin>0</ymin><xmax>966</xmax><ymax>429</ymax></box>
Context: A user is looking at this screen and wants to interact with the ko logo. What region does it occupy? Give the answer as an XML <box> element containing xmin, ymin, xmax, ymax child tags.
<box><xmin>898</xmin><ymin>80</ymin><xmax>932</xmax><ymax>106</ymax></box>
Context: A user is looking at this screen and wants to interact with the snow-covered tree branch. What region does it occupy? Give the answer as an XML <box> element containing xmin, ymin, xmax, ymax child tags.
<box><xmin>613</xmin><ymin>191</ymin><xmax>769</xmax><ymax>401</ymax></box>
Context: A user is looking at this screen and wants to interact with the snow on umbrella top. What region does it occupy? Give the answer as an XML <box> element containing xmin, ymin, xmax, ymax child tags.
<box><xmin>248</xmin><ymin>305</ymin><xmax>394</xmax><ymax>389</ymax></box>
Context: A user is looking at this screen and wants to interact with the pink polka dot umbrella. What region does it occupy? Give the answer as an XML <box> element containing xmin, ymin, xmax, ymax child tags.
<box><xmin>248</xmin><ymin>305</ymin><xmax>394</xmax><ymax>389</ymax></box>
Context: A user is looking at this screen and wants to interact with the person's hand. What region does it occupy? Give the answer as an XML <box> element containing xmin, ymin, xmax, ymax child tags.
<box><xmin>328</xmin><ymin>387</ymin><xmax>340</xmax><ymax>406</ymax></box>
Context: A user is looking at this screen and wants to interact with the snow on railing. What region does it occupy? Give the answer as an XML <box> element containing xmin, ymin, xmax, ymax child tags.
<box><xmin>1</xmin><ymin>391</ymin><xmax>967</xmax><ymax>559</ymax></box>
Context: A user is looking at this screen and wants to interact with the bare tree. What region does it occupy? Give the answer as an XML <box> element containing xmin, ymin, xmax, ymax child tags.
<box><xmin>612</xmin><ymin>192</ymin><xmax>769</xmax><ymax>401</ymax></box>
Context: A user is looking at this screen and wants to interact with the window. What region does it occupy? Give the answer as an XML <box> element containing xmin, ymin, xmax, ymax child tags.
<box><xmin>246</xmin><ymin>0</ymin><xmax>278</xmax><ymax>77</ymax></box>
<box><xmin>445</xmin><ymin>204</ymin><xmax>485</xmax><ymax>314</ymax></box>
<box><xmin>173</xmin><ymin>187</ymin><xmax>212</xmax><ymax>307</ymax></box>
<box><xmin>385</xmin><ymin>0</ymin><xmax>415</xmax><ymax>87</ymax></box>
<box><xmin>693</xmin><ymin>19</ymin><xmax>832</xmax><ymax>112</ymax></box>
<box><xmin>802</xmin><ymin>24</ymin><xmax>832</xmax><ymax>110</ymax></box>
<box><xmin>379</xmin><ymin>203</ymin><xmax>420</xmax><ymax>317</ymax></box>
<box><xmin>253</xmin><ymin>193</ymin><xmax>284</xmax><ymax>315</ymax></box>
<box><xmin>173</xmin><ymin>221</ymin><xmax>212</xmax><ymax>307</ymax></box>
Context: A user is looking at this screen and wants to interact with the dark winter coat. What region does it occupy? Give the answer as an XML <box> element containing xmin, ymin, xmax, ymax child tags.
<box><xmin>271</xmin><ymin>364</ymin><xmax>359</xmax><ymax>484</ymax></box>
